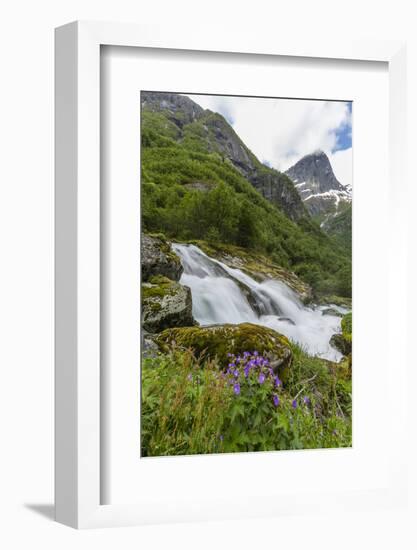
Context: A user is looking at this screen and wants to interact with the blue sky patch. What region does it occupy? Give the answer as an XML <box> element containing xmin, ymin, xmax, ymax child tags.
<box><xmin>333</xmin><ymin>102</ymin><xmax>352</xmax><ymax>152</ymax></box>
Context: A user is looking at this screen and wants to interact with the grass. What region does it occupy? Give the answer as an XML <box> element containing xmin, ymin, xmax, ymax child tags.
<box><xmin>141</xmin><ymin>345</ymin><xmax>352</xmax><ymax>457</ymax></box>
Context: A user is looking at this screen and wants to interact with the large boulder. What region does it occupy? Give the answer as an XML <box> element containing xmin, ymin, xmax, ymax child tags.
<box><xmin>142</xmin><ymin>275</ymin><xmax>194</xmax><ymax>333</ymax></box>
<box><xmin>142</xmin><ymin>234</ymin><xmax>183</xmax><ymax>282</ymax></box>
<box><xmin>155</xmin><ymin>322</ymin><xmax>293</xmax><ymax>382</ymax></box>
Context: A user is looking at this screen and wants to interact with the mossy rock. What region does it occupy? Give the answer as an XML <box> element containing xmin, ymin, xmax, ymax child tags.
<box><xmin>329</xmin><ymin>313</ymin><xmax>352</xmax><ymax>356</ymax></box>
<box><xmin>329</xmin><ymin>334</ymin><xmax>351</xmax><ymax>356</ymax></box>
<box><xmin>142</xmin><ymin>278</ymin><xmax>195</xmax><ymax>333</ymax></box>
<box><xmin>155</xmin><ymin>322</ymin><xmax>293</xmax><ymax>383</ymax></box>
<box><xmin>141</xmin><ymin>233</ymin><xmax>183</xmax><ymax>282</ymax></box>
<box><xmin>321</xmin><ymin>307</ymin><xmax>343</xmax><ymax>318</ymax></box>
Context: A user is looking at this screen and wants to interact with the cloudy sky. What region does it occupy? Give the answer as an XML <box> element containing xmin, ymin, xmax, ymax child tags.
<box><xmin>186</xmin><ymin>94</ymin><xmax>352</xmax><ymax>189</ymax></box>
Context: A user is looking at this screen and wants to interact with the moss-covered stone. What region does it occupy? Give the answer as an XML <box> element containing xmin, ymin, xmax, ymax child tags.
<box><xmin>155</xmin><ymin>322</ymin><xmax>293</xmax><ymax>382</ymax></box>
<box><xmin>142</xmin><ymin>278</ymin><xmax>195</xmax><ymax>333</ymax></box>
<box><xmin>329</xmin><ymin>333</ymin><xmax>350</xmax><ymax>356</ymax></box>
<box><xmin>142</xmin><ymin>233</ymin><xmax>183</xmax><ymax>282</ymax></box>
<box><xmin>329</xmin><ymin>312</ymin><xmax>352</xmax><ymax>356</ymax></box>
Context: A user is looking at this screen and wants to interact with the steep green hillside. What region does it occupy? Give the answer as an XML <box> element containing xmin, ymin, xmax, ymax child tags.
<box><xmin>141</xmin><ymin>93</ymin><xmax>351</xmax><ymax>297</ymax></box>
<box><xmin>322</xmin><ymin>204</ymin><xmax>352</xmax><ymax>253</ymax></box>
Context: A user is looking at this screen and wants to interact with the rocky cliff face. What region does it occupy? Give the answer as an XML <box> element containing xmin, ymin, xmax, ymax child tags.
<box><xmin>141</xmin><ymin>91</ymin><xmax>307</xmax><ymax>222</ymax></box>
<box><xmin>141</xmin><ymin>91</ymin><xmax>204</xmax><ymax>127</ymax></box>
<box><xmin>285</xmin><ymin>151</ymin><xmax>351</xmax><ymax>219</ymax></box>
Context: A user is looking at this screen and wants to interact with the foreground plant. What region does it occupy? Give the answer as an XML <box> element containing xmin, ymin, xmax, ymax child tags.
<box><xmin>141</xmin><ymin>347</ymin><xmax>352</xmax><ymax>457</ymax></box>
<box><xmin>141</xmin><ymin>348</ymin><xmax>231</xmax><ymax>456</ymax></box>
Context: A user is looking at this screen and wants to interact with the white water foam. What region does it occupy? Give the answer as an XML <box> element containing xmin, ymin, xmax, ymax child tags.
<box><xmin>173</xmin><ymin>243</ymin><xmax>349</xmax><ymax>361</ymax></box>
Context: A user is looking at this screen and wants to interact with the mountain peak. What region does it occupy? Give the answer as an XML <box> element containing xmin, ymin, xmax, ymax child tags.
<box><xmin>285</xmin><ymin>151</ymin><xmax>351</xmax><ymax>218</ymax></box>
<box><xmin>285</xmin><ymin>151</ymin><xmax>343</xmax><ymax>194</ymax></box>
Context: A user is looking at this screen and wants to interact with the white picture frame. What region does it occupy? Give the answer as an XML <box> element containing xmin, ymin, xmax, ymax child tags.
<box><xmin>55</xmin><ymin>20</ymin><xmax>408</xmax><ymax>529</ymax></box>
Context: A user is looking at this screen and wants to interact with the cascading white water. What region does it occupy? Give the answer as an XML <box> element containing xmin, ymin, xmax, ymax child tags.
<box><xmin>173</xmin><ymin>243</ymin><xmax>349</xmax><ymax>362</ymax></box>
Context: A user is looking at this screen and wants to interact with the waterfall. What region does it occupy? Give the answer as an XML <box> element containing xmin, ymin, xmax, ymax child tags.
<box><xmin>173</xmin><ymin>243</ymin><xmax>348</xmax><ymax>361</ymax></box>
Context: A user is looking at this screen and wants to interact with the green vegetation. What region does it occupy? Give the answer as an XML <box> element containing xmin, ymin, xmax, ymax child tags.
<box><xmin>142</xmin><ymin>276</ymin><xmax>175</xmax><ymax>299</ymax></box>
<box><xmin>323</xmin><ymin>204</ymin><xmax>352</xmax><ymax>253</ymax></box>
<box><xmin>141</xmin><ymin>109</ymin><xmax>351</xmax><ymax>297</ymax></box>
<box><xmin>341</xmin><ymin>312</ymin><xmax>352</xmax><ymax>343</ymax></box>
<box><xmin>141</xmin><ymin>346</ymin><xmax>352</xmax><ymax>456</ymax></box>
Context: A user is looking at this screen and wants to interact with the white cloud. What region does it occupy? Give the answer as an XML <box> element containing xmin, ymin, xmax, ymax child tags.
<box><xmin>329</xmin><ymin>148</ymin><xmax>352</xmax><ymax>189</ymax></box>
<box><xmin>185</xmin><ymin>94</ymin><xmax>352</xmax><ymax>186</ymax></box>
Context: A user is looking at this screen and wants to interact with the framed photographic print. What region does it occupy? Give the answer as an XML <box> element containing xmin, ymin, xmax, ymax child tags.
<box><xmin>139</xmin><ymin>90</ymin><xmax>353</xmax><ymax>459</ymax></box>
<box><xmin>55</xmin><ymin>21</ymin><xmax>408</xmax><ymax>528</ymax></box>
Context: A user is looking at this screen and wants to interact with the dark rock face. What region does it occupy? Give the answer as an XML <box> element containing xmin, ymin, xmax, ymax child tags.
<box><xmin>141</xmin><ymin>234</ymin><xmax>183</xmax><ymax>282</ymax></box>
<box><xmin>141</xmin><ymin>91</ymin><xmax>307</xmax><ymax>222</ymax></box>
<box><xmin>285</xmin><ymin>151</ymin><xmax>351</xmax><ymax>218</ymax></box>
<box><xmin>141</xmin><ymin>91</ymin><xmax>204</xmax><ymax>127</ymax></box>
<box><xmin>201</xmin><ymin>112</ymin><xmax>307</xmax><ymax>222</ymax></box>
<box><xmin>286</xmin><ymin>150</ymin><xmax>344</xmax><ymax>195</ymax></box>
<box><xmin>248</xmin><ymin>169</ymin><xmax>307</xmax><ymax>222</ymax></box>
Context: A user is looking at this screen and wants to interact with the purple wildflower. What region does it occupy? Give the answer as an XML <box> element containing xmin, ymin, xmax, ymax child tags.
<box><xmin>303</xmin><ymin>396</ymin><xmax>311</xmax><ymax>406</ymax></box>
<box><xmin>258</xmin><ymin>372</ymin><xmax>266</xmax><ymax>384</ymax></box>
<box><xmin>274</xmin><ymin>376</ymin><xmax>281</xmax><ymax>387</ymax></box>
<box><xmin>273</xmin><ymin>394</ymin><xmax>280</xmax><ymax>407</ymax></box>
<box><xmin>234</xmin><ymin>369</ymin><xmax>239</xmax><ymax>378</ymax></box>
<box><xmin>292</xmin><ymin>399</ymin><xmax>297</xmax><ymax>409</ymax></box>
<box><xmin>187</xmin><ymin>373</ymin><xmax>193</xmax><ymax>382</ymax></box>
<box><xmin>233</xmin><ymin>383</ymin><xmax>240</xmax><ymax>396</ymax></box>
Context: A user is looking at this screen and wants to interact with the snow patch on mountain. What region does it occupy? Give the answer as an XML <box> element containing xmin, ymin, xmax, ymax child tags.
<box><xmin>285</xmin><ymin>150</ymin><xmax>351</xmax><ymax>219</ymax></box>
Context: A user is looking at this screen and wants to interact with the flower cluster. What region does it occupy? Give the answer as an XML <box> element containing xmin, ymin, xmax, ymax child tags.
<box><xmin>184</xmin><ymin>349</ymin><xmax>312</xmax><ymax>414</ymax></box>
<box><xmin>225</xmin><ymin>351</ymin><xmax>282</xmax><ymax>406</ymax></box>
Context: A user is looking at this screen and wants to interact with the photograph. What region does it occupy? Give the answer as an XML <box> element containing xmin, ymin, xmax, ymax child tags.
<box><xmin>140</xmin><ymin>91</ymin><xmax>352</xmax><ymax>457</ymax></box>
